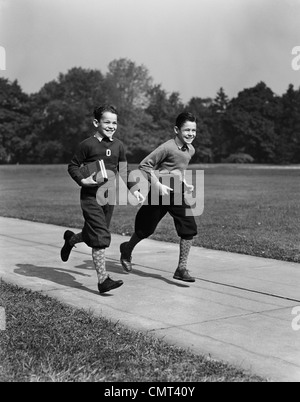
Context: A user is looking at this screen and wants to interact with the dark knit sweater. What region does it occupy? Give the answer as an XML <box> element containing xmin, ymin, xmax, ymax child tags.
<box><xmin>68</xmin><ymin>135</ymin><xmax>135</xmax><ymax>192</ymax></box>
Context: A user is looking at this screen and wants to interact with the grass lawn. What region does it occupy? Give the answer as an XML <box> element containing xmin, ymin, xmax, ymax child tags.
<box><xmin>0</xmin><ymin>163</ymin><xmax>299</xmax><ymax>262</ymax></box>
<box><xmin>0</xmin><ymin>163</ymin><xmax>298</xmax><ymax>382</ymax></box>
<box><xmin>0</xmin><ymin>280</ymin><xmax>263</xmax><ymax>382</ymax></box>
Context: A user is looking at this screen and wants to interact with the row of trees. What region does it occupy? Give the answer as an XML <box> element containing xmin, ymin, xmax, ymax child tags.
<box><xmin>1</xmin><ymin>58</ymin><xmax>300</xmax><ymax>164</ymax></box>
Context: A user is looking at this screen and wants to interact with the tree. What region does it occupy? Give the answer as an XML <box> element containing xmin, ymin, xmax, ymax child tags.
<box><xmin>105</xmin><ymin>58</ymin><xmax>153</xmax><ymax>120</ymax></box>
<box><xmin>0</xmin><ymin>78</ymin><xmax>31</xmax><ymax>163</ymax></box>
<box><xmin>146</xmin><ymin>85</ymin><xmax>184</xmax><ymax>129</ymax></box>
<box><xmin>3</xmin><ymin>59</ymin><xmax>300</xmax><ymax>165</ymax></box>
<box><xmin>276</xmin><ymin>84</ymin><xmax>300</xmax><ymax>163</ymax></box>
<box><xmin>210</xmin><ymin>88</ymin><xmax>230</xmax><ymax>161</ymax></box>
<box><xmin>31</xmin><ymin>67</ymin><xmax>105</xmax><ymax>162</ymax></box>
<box><xmin>222</xmin><ymin>82</ymin><xmax>280</xmax><ymax>163</ymax></box>
<box><xmin>212</xmin><ymin>87</ymin><xmax>229</xmax><ymax>114</ymax></box>
<box><xmin>186</xmin><ymin>97</ymin><xmax>213</xmax><ymax>162</ymax></box>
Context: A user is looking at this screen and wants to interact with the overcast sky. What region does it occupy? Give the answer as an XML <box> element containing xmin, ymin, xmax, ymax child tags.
<box><xmin>0</xmin><ymin>0</ymin><xmax>300</xmax><ymax>102</ymax></box>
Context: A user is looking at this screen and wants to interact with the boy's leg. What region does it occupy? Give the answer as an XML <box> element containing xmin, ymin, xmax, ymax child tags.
<box><xmin>60</xmin><ymin>231</ymin><xmax>83</xmax><ymax>262</ymax></box>
<box><xmin>178</xmin><ymin>238</ymin><xmax>193</xmax><ymax>271</ymax></box>
<box><xmin>70</xmin><ymin>232</ymin><xmax>83</xmax><ymax>246</ymax></box>
<box><xmin>120</xmin><ymin>233</ymin><xmax>141</xmax><ymax>272</ymax></box>
<box><xmin>173</xmin><ymin>238</ymin><xmax>195</xmax><ymax>282</ymax></box>
<box><xmin>120</xmin><ymin>204</ymin><xmax>167</xmax><ymax>272</ymax></box>
<box><xmin>81</xmin><ymin>198</ymin><xmax>112</xmax><ymax>249</ymax></box>
<box><xmin>168</xmin><ymin>204</ymin><xmax>198</xmax><ymax>282</ymax></box>
<box><xmin>93</xmin><ymin>247</ymin><xmax>123</xmax><ymax>294</ymax></box>
<box><xmin>92</xmin><ymin>247</ymin><xmax>107</xmax><ymax>284</ymax></box>
<box><xmin>81</xmin><ymin>196</ymin><xmax>122</xmax><ymax>293</ymax></box>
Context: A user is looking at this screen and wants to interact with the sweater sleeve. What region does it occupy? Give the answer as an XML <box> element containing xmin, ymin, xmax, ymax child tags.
<box><xmin>118</xmin><ymin>142</ymin><xmax>136</xmax><ymax>192</ymax></box>
<box><xmin>68</xmin><ymin>142</ymin><xmax>88</xmax><ymax>186</ymax></box>
<box><xmin>139</xmin><ymin>144</ymin><xmax>168</xmax><ymax>184</ymax></box>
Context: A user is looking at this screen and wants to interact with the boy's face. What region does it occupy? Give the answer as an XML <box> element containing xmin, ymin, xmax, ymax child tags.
<box><xmin>174</xmin><ymin>121</ymin><xmax>197</xmax><ymax>146</ymax></box>
<box><xmin>94</xmin><ymin>111</ymin><xmax>118</xmax><ymax>140</ymax></box>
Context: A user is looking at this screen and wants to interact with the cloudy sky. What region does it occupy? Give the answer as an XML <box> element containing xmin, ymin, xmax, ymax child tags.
<box><xmin>0</xmin><ymin>0</ymin><xmax>300</xmax><ymax>102</ymax></box>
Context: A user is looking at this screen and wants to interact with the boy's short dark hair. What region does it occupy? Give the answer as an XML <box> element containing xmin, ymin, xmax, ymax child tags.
<box><xmin>94</xmin><ymin>105</ymin><xmax>118</xmax><ymax>122</ymax></box>
<box><xmin>175</xmin><ymin>112</ymin><xmax>197</xmax><ymax>129</ymax></box>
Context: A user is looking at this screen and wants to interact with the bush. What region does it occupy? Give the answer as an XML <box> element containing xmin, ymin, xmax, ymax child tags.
<box><xmin>223</xmin><ymin>153</ymin><xmax>254</xmax><ymax>164</ymax></box>
<box><xmin>35</xmin><ymin>141</ymin><xmax>64</xmax><ymax>164</ymax></box>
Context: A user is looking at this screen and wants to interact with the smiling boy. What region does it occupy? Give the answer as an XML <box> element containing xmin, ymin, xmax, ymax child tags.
<box><xmin>62</xmin><ymin>105</ymin><xmax>143</xmax><ymax>294</ymax></box>
<box><xmin>120</xmin><ymin>112</ymin><xmax>198</xmax><ymax>282</ymax></box>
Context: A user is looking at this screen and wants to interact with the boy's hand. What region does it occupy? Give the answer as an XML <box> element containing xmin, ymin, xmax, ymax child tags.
<box><xmin>81</xmin><ymin>172</ymin><xmax>98</xmax><ymax>187</ymax></box>
<box><xmin>156</xmin><ymin>182</ymin><xmax>173</xmax><ymax>196</ymax></box>
<box><xmin>133</xmin><ymin>190</ymin><xmax>145</xmax><ymax>204</ymax></box>
<box><xmin>184</xmin><ymin>183</ymin><xmax>194</xmax><ymax>194</ymax></box>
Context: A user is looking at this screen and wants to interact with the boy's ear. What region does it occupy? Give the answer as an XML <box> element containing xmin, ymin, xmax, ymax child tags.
<box><xmin>174</xmin><ymin>126</ymin><xmax>180</xmax><ymax>135</ymax></box>
<box><xmin>93</xmin><ymin>119</ymin><xmax>99</xmax><ymax>128</ymax></box>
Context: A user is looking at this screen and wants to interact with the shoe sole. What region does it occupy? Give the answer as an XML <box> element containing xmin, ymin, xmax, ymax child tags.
<box><xmin>99</xmin><ymin>281</ymin><xmax>124</xmax><ymax>294</ymax></box>
<box><xmin>173</xmin><ymin>275</ymin><xmax>195</xmax><ymax>283</ymax></box>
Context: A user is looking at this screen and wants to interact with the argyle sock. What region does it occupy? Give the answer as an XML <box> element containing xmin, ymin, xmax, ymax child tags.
<box><xmin>69</xmin><ymin>232</ymin><xmax>83</xmax><ymax>247</ymax></box>
<box><xmin>92</xmin><ymin>248</ymin><xmax>108</xmax><ymax>284</ymax></box>
<box><xmin>125</xmin><ymin>233</ymin><xmax>142</xmax><ymax>254</ymax></box>
<box><xmin>177</xmin><ymin>238</ymin><xmax>193</xmax><ymax>271</ymax></box>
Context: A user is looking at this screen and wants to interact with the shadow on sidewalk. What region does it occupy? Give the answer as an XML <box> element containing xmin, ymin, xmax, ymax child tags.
<box><xmin>14</xmin><ymin>264</ymin><xmax>100</xmax><ymax>296</ymax></box>
<box><xmin>76</xmin><ymin>259</ymin><xmax>190</xmax><ymax>288</ymax></box>
<box><xmin>14</xmin><ymin>256</ymin><xmax>189</xmax><ymax>297</ymax></box>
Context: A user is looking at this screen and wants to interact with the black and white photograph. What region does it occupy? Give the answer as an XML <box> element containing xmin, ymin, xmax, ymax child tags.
<box><xmin>0</xmin><ymin>0</ymin><xmax>300</xmax><ymax>385</ymax></box>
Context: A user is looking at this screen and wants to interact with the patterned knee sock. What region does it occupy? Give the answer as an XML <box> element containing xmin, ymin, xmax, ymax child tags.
<box><xmin>126</xmin><ymin>233</ymin><xmax>142</xmax><ymax>254</ymax></box>
<box><xmin>69</xmin><ymin>232</ymin><xmax>83</xmax><ymax>247</ymax></box>
<box><xmin>92</xmin><ymin>248</ymin><xmax>108</xmax><ymax>284</ymax></box>
<box><xmin>178</xmin><ymin>238</ymin><xmax>193</xmax><ymax>271</ymax></box>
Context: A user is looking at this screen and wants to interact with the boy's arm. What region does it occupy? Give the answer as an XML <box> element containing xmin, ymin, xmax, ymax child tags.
<box><xmin>182</xmin><ymin>147</ymin><xmax>195</xmax><ymax>191</ymax></box>
<box><xmin>139</xmin><ymin>145</ymin><xmax>173</xmax><ymax>195</ymax></box>
<box><xmin>118</xmin><ymin>143</ymin><xmax>145</xmax><ymax>203</ymax></box>
<box><xmin>68</xmin><ymin>144</ymin><xmax>88</xmax><ymax>186</ymax></box>
<box><xmin>118</xmin><ymin>142</ymin><xmax>137</xmax><ymax>193</ymax></box>
<box><xmin>182</xmin><ymin>170</ymin><xmax>194</xmax><ymax>192</ymax></box>
<box><xmin>139</xmin><ymin>144</ymin><xmax>167</xmax><ymax>185</ymax></box>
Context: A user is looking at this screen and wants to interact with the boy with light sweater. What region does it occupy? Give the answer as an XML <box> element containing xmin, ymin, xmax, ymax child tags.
<box><xmin>120</xmin><ymin>112</ymin><xmax>198</xmax><ymax>282</ymax></box>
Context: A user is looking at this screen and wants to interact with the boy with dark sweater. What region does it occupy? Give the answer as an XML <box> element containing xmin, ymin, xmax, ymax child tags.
<box><xmin>120</xmin><ymin>112</ymin><xmax>198</xmax><ymax>282</ymax></box>
<box><xmin>61</xmin><ymin>105</ymin><xmax>144</xmax><ymax>294</ymax></box>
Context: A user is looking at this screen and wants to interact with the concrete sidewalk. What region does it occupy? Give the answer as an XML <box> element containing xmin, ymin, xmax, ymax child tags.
<box><xmin>0</xmin><ymin>216</ymin><xmax>300</xmax><ymax>382</ymax></box>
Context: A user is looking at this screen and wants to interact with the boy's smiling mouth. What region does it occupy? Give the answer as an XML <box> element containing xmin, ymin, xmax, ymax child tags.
<box><xmin>104</xmin><ymin>129</ymin><xmax>116</xmax><ymax>135</ymax></box>
<box><xmin>183</xmin><ymin>135</ymin><xmax>196</xmax><ymax>143</ymax></box>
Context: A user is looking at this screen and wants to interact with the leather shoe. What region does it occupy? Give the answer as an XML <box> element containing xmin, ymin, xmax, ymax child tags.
<box><xmin>120</xmin><ymin>242</ymin><xmax>133</xmax><ymax>272</ymax></box>
<box><xmin>60</xmin><ymin>230</ymin><xmax>75</xmax><ymax>262</ymax></box>
<box><xmin>173</xmin><ymin>268</ymin><xmax>195</xmax><ymax>283</ymax></box>
<box><xmin>98</xmin><ymin>276</ymin><xmax>124</xmax><ymax>294</ymax></box>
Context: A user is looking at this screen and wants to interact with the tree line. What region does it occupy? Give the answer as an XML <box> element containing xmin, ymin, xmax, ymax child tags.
<box><xmin>0</xmin><ymin>58</ymin><xmax>300</xmax><ymax>165</ymax></box>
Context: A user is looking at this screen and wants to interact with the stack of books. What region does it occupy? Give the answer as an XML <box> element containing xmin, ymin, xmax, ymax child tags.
<box><xmin>79</xmin><ymin>160</ymin><xmax>108</xmax><ymax>184</ymax></box>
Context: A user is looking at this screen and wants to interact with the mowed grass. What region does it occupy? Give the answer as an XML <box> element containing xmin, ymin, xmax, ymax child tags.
<box><xmin>0</xmin><ymin>164</ymin><xmax>299</xmax><ymax>262</ymax></box>
<box><xmin>1</xmin><ymin>164</ymin><xmax>291</xmax><ymax>382</ymax></box>
<box><xmin>0</xmin><ymin>280</ymin><xmax>263</xmax><ymax>382</ymax></box>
